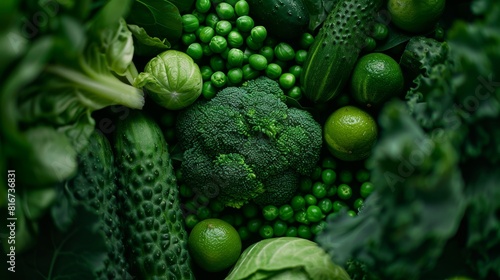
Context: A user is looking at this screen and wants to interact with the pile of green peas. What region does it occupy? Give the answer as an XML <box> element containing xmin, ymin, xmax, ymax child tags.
<box><xmin>177</xmin><ymin>151</ymin><xmax>376</xmax><ymax>244</ymax></box>
<box><xmin>175</xmin><ymin>0</ymin><xmax>315</xmax><ymax>100</ymax></box>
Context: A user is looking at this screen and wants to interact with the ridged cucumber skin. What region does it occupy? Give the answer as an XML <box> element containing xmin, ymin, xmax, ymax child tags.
<box><xmin>247</xmin><ymin>0</ymin><xmax>309</xmax><ymax>40</ymax></box>
<box><xmin>114</xmin><ymin>111</ymin><xmax>194</xmax><ymax>280</ymax></box>
<box><xmin>68</xmin><ymin>130</ymin><xmax>131</xmax><ymax>280</ymax></box>
<box><xmin>300</xmin><ymin>0</ymin><xmax>383</xmax><ymax>103</ymax></box>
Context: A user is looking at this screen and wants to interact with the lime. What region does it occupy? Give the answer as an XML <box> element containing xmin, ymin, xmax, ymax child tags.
<box><xmin>388</xmin><ymin>0</ymin><xmax>446</xmax><ymax>33</ymax></box>
<box><xmin>324</xmin><ymin>106</ymin><xmax>378</xmax><ymax>161</ymax></box>
<box><xmin>350</xmin><ymin>53</ymin><xmax>404</xmax><ymax>108</ymax></box>
<box><xmin>188</xmin><ymin>218</ymin><xmax>242</xmax><ymax>272</ymax></box>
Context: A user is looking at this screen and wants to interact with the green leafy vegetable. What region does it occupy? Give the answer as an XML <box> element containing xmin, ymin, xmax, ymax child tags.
<box><xmin>127</xmin><ymin>0</ymin><xmax>183</xmax><ymax>45</ymax></box>
<box><xmin>135</xmin><ymin>49</ymin><xmax>203</xmax><ymax>109</ymax></box>
<box><xmin>316</xmin><ymin>1</ymin><xmax>500</xmax><ymax>279</ymax></box>
<box><xmin>226</xmin><ymin>237</ymin><xmax>351</xmax><ymax>280</ymax></box>
<box><xmin>15</xmin><ymin>206</ymin><xmax>109</xmax><ymax>280</ymax></box>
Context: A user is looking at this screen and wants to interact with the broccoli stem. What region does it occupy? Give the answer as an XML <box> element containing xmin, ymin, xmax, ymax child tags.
<box><xmin>46</xmin><ymin>64</ymin><xmax>144</xmax><ymax>110</ymax></box>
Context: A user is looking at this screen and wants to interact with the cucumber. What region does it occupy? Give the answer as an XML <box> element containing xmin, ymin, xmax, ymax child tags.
<box><xmin>67</xmin><ymin>130</ymin><xmax>131</xmax><ymax>280</ymax></box>
<box><xmin>246</xmin><ymin>0</ymin><xmax>309</xmax><ymax>40</ymax></box>
<box><xmin>300</xmin><ymin>0</ymin><xmax>383</xmax><ymax>103</ymax></box>
<box><xmin>113</xmin><ymin>111</ymin><xmax>194</xmax><ymax>280</ymax></box>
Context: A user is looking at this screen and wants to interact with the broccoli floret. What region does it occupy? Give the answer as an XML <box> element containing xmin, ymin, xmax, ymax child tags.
<box><xmin>212</xmin><ymin>153</ymin><xmax>265</xmax><ymax>208</ymax></box>
<box><xmin>240</xmin><ymin>137</ymin><xmax>289</xmax><ymax>178</ymax></box>
<box><xmin>345</xmin><ymin>259</ymin><xmax>381</xmax><ymax>280</ymax></box>
<box><xmin>176</xmin><ymin>77</ymin><xmax>322</xmax><ymax>208</ymax></box>
<box><xmin>253</xmin><ymin>169</ymin><xmax>300</xmax><ymax>206</ymax></box>
<box><xmin>242</xmin><ymin>76</ymin><xmax>286</xmax><ymax>102</ymax></box>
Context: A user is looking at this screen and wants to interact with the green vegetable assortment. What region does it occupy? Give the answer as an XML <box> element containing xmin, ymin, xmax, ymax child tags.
<box><xmin>1</xmin><ymin>0</ymin><xmax>499</xmax><ymax>280</ymax></box>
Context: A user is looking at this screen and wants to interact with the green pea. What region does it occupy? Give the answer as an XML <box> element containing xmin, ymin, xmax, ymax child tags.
<box><xmin>259</xmin><ymin>224</ymin><xmax>274</xmax><ymax>239</ymax></box>
<box><xmin>236</xmin><ymin>15</ymin><xmax>254</xmax><ymax>32</ymax></box>
<box><xmin>247</xmin><ymin>218</ymin><xmax>262</xmax><ymax>233</ymax></box>
<box><xmin>186</xmin><ymin>42</ymin><xmax>203</xmax><ymax>60</ymax></box>
<box><xmin>364</xmin><ymin>37</ymin><xmax>376</xmax><ymax>52</ymax></box>
<box><xmin>318</xmin><ymin>198</ymin><xmax>333</xmax><ymax>214</ymax></box>
<box><xmin>312</xmin><ymin>182</ymin><xmax>327</xmax><ymax>199</ymax></box>
<box><xmin>233</xmin><ymin>214</ymin><xmax>244</xmax><ymax>227</ymax></box>
<box><xmin>238</xmin><ymin>226</ymin><xmax>250</xmax><ymax>241</ymax></box>
<box><xmin>310</xmin><ymin>221</ymin><xmax>327</xmax><ymax>235</ymax></box>
<box><xmin>202</xmin><ymin>81</ymin><xmax>217</xmax><ymax>99</ymax></box>
<box><xmin>227</xmin><ymin>68</ymin><xmax>243</xmax><ymax>84</ymax></box>
<box><xmin>196</xmin><ymin>0</ymin><xmax>211</xmax><ymax>13</ymax></box>
<box><xmin>210</xmin><ymin>55</ymin><xmax>226</xmax><ymax>71</ymax></box>
<box><xmin>198</xmin><ymin>26</ymin><xmax>215</xmax><ymax>43</ymax></box>
<box><xmin>242</xmin><ymin>64</ymin><xmax>260</xmax><ymax>80</ymax></box>
<box><xmin>372</xmin><ymin>23</ymin><xmax>389</xmax><ymax>41</ymax></box>
<box><xmin>300</xmin><ymin>32</ymin><xmax>315</xmax><ymax>49</ymax></box>
<box><xmin>279</xmin><ymin>73</ymin><xmax>296</xmax><ymax>89</ymax></box>
<box><xmin>185</xmin><ymin>214</ymin><xmax>199</xmax><ymax>229</ymax></box>
<box><xmin>274</xmin><ymin>42</ymin><xmax>295</xmax><ymax>61</ymax></box>
<box><xmin>337</xmin><ymin>184</ymin><xmax>352</xmax><ymax>200</ymax></box>
<box><xmin>347</xmin><ymin>210</ymin><xmax>357</xmax><ymax>217</ymax></box>
<box><xmin>306</xmin><ymin>205</ymin><xmax>323</xmax><ymax>223</ymax></box>
<box><xmin>321</xmin><ymin>169</ymin><xmax>336</xmax><ymax>185</ymax></box>
<box><xmin>285</xmin><ymin>226</ymin><xmax>298</xmax><ymax>237</ymax></box>
<box><xmin>294</xmin><ymin>210</ymin><xmax>309</xmax><ymax>224</ymax></box>
<box><xmin>333</xmin><ymin>200</ymin><xmax>347</xmax><ymax>212</ymax></box>
<box><xmin>182</xmin><ymin>14</ymin><xmax>200</xmax><ymax>33</ymax></box>
<box><xmin>326</xmin><ymin>185</ymin><xmax>337</xmax><ymax>197</ymax></box>
<box><xmin>192</xmin><ymin>9</ymin><xmax>206</xmax><ymax>23</ymax></box>
<box><xmin>278</xmin><ymin>204</ymin><xmax>294</xmax><ymax>221</ymax></box>
<box><xmin>354</xmin><ymin>198</ymin><xmax>364</xmax><ymax>210</ymax></box>
<box><xmin>197</xmin><ymin>207</ymin><xmax>211</xmax><ymax>220</ymax></box>
<box><xmin>202</xmin><ymin>43</ymin><xmax>214</xmax><ymax>56</ymax></box>
<box><xmin>211</xmin><ymin>71</ymin><xmax>227</xmax><ymax>87</ymax></box>
<box><xmin>246</xmin><ymin>35</ymin><xmax>263</xmax><ymax>50</ymax></box>
<box><xmin>321</xmin><ymin>156</ymin><xmax>337</xmax><ymax>169</ymax></box>
<box><xmin>265</xmin><ymin>63</ymin><xmax>282</xmax><ymax>80</ymax></box>
<box><xmin>250</xmin><ymin>26</ymin><xmax>267</xmax><ymax>43</ymax></box>
<box><xmin>294</xmin><ymin>49</ymin><xmax>308</xmax><ymax>65</ymax></box>
<box><xmin>200</xmin><ymin>65</ymin><xmax>214</xmax><ymax>82</ymax></box>
<box><xmin>287</xmin><ymin>86</ymin><xmax>302</xmax><ymax>100</ymax></box>
<box><xmin>291</xmin><ymin>195</ymin><xmax>306</xmax><ymax>210</ymax></box>
<box><xmin>339</xmin><ymin>170</ymin><xmax>353</xmax><ymax>183</ymax></box>
<box><xmin>298</xmin><ymin>225</ymin><xmax>312</xmax><ymax>239</ymax></box>
<box><xmin>227</xmin><ymin>48</ymin><xmax>244</xmax><ymax>68</ymax></box>
<box><xmin>181</xmin><ymin>33</ymin><xmax>197</xmax><ymax>45</ymax></box>
<box><xmin>216</xmin><ymin>2</ymin><xmax>235</xmax><ymax>20</ymax></box>
<box><xmin>259</xmin><ymin>46</ymin><xmax>274</xmax><ymax>62</ymax></box>
<box><xmin>360</xmin><ymin>182</ymin><xmax>375</xmax><ymax>198</ymax></box>
<box><xmin>215</xmin><ymin>20</ymin><xmax>232</xmax><ymax>36</ymax></box>
<box><xmin>262</xmin><ymin>205</ymin><xmax>279</xmax><ymax>221</ymax></box>
<box><xmin>209</xmin><ymin>35</ymin><xmax>227</xmax><ymax>53</ymax></box>
<box><xmin>205</xmin><ymin>12</ymin><xmax>219</xmax><ymax>28</ymax></box>
<box><xmin>304</xmin><ymin>194</ymin><xmax>317</xmax><ymax>206</ymax></box>
<box><xmin>179</xmin><ymin>184</ymin><xmax>193</xmax><ymax>198</ymax></box>
<box><xmin>288</xmin><ymin>65</ymin><xmax>302</xmax><ymax>78</ymax></box>
<box><xmin>356</xmin><ymin>169</ymin><xmax>371</xmax><ymax>182</ymax></box>
<box><xmin>227</xmin><ymin>30</ymin><xmax>244</xmax><ymax>48</ymax></box>
<box><xmin>235</xmin><ymin>0</ymin><xmax>249</xmax><ymax>16</ymax></box>
<box><xmin>264</xmin><ymin>36</ymin><xmax>278</xmax><ymax>47</ymax></box>
<box><xmin>273</xmin><ymin>220</ymin><xmax>288</xmax><ymax>237</ymax></box>
<box><xmin>249</xmin><ymin>54</ymin><xmax>268</xmax><ymax>71</ymax></box>
<box><xmin>209</xmin><ymin>199</ymin><xmax>225</xmax><ymax>213</ymax></box>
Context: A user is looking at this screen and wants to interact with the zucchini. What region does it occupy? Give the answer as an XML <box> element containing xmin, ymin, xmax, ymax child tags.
<box><xmin>246</xmin><ymin>0</ymin><xmax>309</xmax><ymax>40</ymax></box>
<box><xmin>113</xmin><ymin>111</ymin><xmax>194</xmax><ymax>280</ymax></box>
<box><xmin>67</xmin><ymin>130</ymin><xmax>131</xmax><ymax>280</ymax></box>
<box><xmin>300</xmin><ymin>0</ymin><xmax>383</xmax><ymax>103</ymax></box>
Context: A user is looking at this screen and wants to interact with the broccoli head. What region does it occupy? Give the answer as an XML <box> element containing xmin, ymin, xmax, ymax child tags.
<box><xmin>253</xmin><ymin>170</ymin><xmax>300</xmax><ymax>206</ymax></box>
<box><xmin>176</xmin><ymin>77</ymin><xmax>322</xmax><ymax>208</ymax></box>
